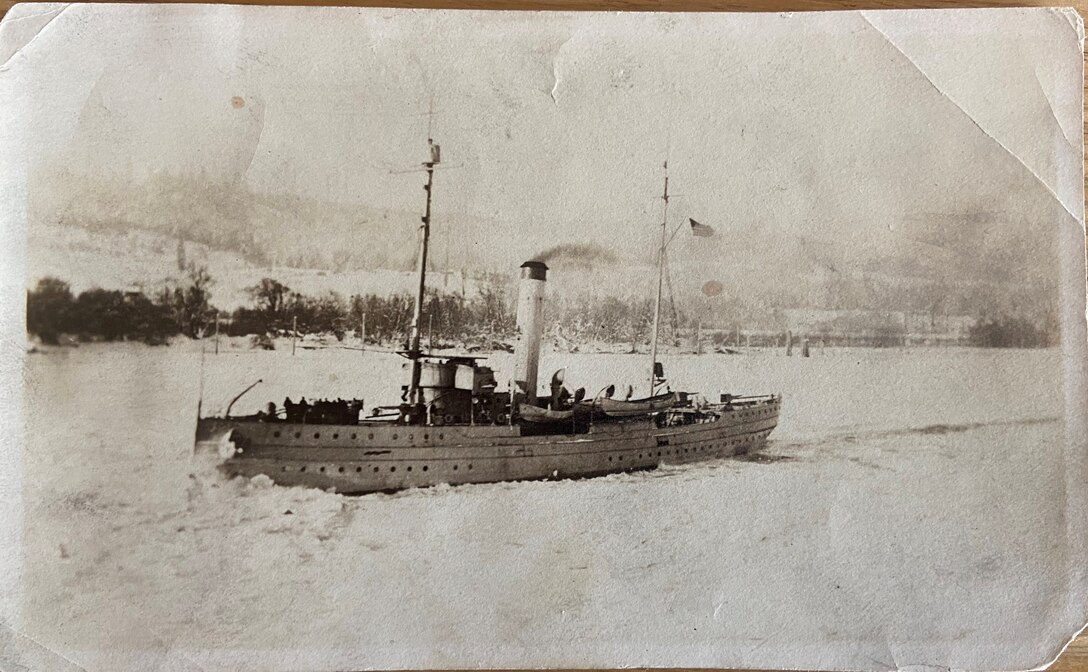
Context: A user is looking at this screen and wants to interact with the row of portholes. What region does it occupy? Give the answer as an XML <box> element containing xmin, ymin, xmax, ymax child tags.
<box><xmin>739</xmin><ymin>408</ymin><xmax>775</xmax><ymax>418</ymax></box>
<box><xmin>608</xmin><ymin>442</ymin><xmax>733</xmax><ymax>461</ymax></box>
<box><xmin>285</xmin><ymin>463</ymin><xmax>474</xmax><ymax>474</ymax></box>
<box><xmin>272</xmin><ymin>430</ymin><xmax>447</xmax><ymax>442</ymax></box>
<box><xmin>606</xmin><ymin>434</ymin><xmax>769</xmax><ymax>463</ymax></box>
<box><xmin>276</xmin><ymin>432</ymin><xmax>771</xmax><ymax>476</ymax></box>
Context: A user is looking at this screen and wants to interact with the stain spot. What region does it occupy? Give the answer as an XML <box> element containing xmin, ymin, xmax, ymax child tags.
<box><xmin>231</xmin><ymin>96</ymin><xmax>246</xmax><ymax>109</ymax></box>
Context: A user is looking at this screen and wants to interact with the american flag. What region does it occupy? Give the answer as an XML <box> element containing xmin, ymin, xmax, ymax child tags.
<box><xmin>689</xmin><ymin>218</ymin><xmax>715</xmax><ymax>237</ymax></box>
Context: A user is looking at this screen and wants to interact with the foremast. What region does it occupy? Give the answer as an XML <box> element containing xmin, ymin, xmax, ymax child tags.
<box><xmin>406</xmin><ymin>135</ymin><xmax>441</xmax><ymax>408</ymax></box>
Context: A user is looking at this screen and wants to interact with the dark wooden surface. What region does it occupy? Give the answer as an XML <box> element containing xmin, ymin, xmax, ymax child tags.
<box><xmin>0</xmin><ymin>0</ymin><xmax>1085</xmax><ymax>669</ymax></box>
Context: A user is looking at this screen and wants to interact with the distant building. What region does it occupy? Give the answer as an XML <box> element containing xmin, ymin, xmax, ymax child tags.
<box><xmin>782</xmin><ymin>308</ymin><xmax>976</xmax><ymax>346</ymax></box>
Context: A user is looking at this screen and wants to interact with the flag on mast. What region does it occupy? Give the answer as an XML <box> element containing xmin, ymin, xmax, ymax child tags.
<box><xmin>689</xmin><ymin>218</ymin><xmax>715</xmax><ymax>237</ymax></box>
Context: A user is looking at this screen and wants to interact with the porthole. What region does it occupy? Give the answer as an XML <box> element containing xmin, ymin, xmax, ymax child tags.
<box><xmin>439</xmin><ymin>433</ymin><xmax>445</xmax><ymax>440</ymax></box>
<box><xmin>390</xmin><ymin>466</ymin><xmax>396</xmax><ymax>472</ymax></box>
<box><xmin>408</xmin><ymin>434</ymin><xmax>414</xmax><ymax>440</ymax></box>
<box><xmin>273</xmin><ymin>431</ymin><xmax>281</xmax><ymax>438</ymax></box>
<box><xmin>407</xmin><ymin>466</ymin><xmax>413</xmax><ymax>472</ymax></box>
<box><xmin>300</xmin><ymin>466</ymin><xmax>306</xmax><ymax>472</ymax></box>
<box><xmin>453</xmin><ymin>465</ymin><xmax>459</xmax><ymax>471</ymax></box>
<box><xmin>608</xmin><ymin>456</ymin><xmax>613</xmax><ymax>462</ymax></box>
<box><xmin>373</xmin><ymin>466</ymin><xmax>379</xmax><ymax>473</ymax></box>
<box><xmin>333</xmin><ymin>433</ymin><xmax>339</xmax><ymax>439</ymax></box>
<box><xmin>351</xmin><ymin>433</ymin><xmax>357</xmax><ymax>439</ymax></box>
<box><xmin>338</xmin><ymin>466</ymin><xmax>345</xmax><ymax>473</ymax></box>
<box><xmin>314</xmin><ymin>432</ymin><xmax>320</xmax><ymax>439</ymax></box>
<box><xmin>356</xmin><ymin>466</ymin><xmax>362</xmax><ymax>473</ymax></box>
<box><xmin>294</xmin><ymin>432</ymin><xmax>301</xmax><ymax>438</ymax></box>
<box><xmin>281</xmin><ymin>466</ymin><xmax>288</xmax><ymax>472</ymax></box>
<box><xmin>422</xmin><ymin>465</ymin><xmax>428</xmax><ymax>472</ymax></box>
<box><xmin>424</xmin><ymin>434</ymin><xmax>429</xmax><ymax>440</ymax></box>
<box><xmin>368</xmin><ymin>433</ymin><xmax>374</xmax><ymax>440</ymax></box>
<box><xmin>467</xmin><ymin>464</ymin><xmax>473</xmax><ymax>470</ymax></box>
<box><xmin>392</xmin><ymin>434</ymin><xmax>398</xmax><ymax>440</ymax></box>
<box><xmin>319</xmin><ymin>466</ymin><xmax>325</xmax><ymax>473</ymax></box>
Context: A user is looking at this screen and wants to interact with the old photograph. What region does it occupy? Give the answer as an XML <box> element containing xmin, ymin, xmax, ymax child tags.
<box><xmin>1</xmin><ymin>4</ymin><xmax>1086</xmax><ymax>671</ymax></box>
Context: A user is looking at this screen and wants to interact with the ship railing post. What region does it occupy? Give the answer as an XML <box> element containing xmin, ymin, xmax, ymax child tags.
<box><xmin>292</xmin><ymin>315</ymin><xmax>297</xmax><ymax>356</ymax></box>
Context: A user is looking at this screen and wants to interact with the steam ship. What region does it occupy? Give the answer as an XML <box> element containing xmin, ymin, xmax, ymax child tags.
<box><xmin>194</xmin><ymin>134</ymin><xmax>781</xmax><ymax>495</ymax></box>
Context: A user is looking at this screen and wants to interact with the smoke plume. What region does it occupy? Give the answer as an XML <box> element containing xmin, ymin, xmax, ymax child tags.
<box><xmin>531</xmin><ymin>243</ymin><xmax>617</xmax><ymax>269</ymax></box>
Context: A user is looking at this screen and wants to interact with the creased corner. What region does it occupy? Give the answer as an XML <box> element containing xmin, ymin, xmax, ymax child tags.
<box><xmin>0</xmin><ymin>3</ymin><xmax>71</xmax><ymax>73</ymax></box>
<box><xmin>858</xmin><ymin>10</ymin><xmax>1083</xmax><ymax>228</ymax></box>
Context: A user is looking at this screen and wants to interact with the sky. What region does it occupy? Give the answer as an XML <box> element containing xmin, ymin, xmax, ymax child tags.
<box><xmin>2</xmin><ymin>5</ymin><xmax>1082</xmax><ymax>278</ymax></box>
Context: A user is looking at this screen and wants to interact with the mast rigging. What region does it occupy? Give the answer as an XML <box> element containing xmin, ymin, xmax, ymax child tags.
<box><xmin>648</xmin><ymin>160</ymin><xmax>669</xmax><ymax>396</ymax></box>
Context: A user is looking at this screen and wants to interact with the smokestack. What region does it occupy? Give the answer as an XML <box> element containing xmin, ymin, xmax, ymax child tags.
<box><xmin>513</xmin><ymin>261</ymin><xmax>548</xmax><ymax>403</ymax></box>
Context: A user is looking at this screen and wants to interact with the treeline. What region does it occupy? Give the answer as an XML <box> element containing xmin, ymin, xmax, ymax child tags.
<box><xmin>968</xmin><ymin>316</ymin><xmax>1056</xmax><ymax>349</ymax></box>
<box><xmin>26</xmin><ymin>265</ymin><xmax>215</xmax><ymax>345</ymax></box>
<box><xmin>25</xmin><ymin>271</ymin><xmax>520</xmax><ymax>348</ymax></box>
<box><xmin>225</xmin><ymin>275</ymin><xmax>517</xmax><ymax>347</ymax></box>
<box><xmin>545</xmin><ymin>295</ymin><xmax>658</xmax><ymax>348</ymax></box>
<box><xmin>26</xmin><ymin>269</ymin><xmax>1059</xmax><ymax>351</ymax></box>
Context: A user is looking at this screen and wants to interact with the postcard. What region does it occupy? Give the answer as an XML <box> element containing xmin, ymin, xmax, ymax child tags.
<box><xmin>0</xmin><ymin>5</ymin><xmax>1085</xmax><ymax>670</ymax></box>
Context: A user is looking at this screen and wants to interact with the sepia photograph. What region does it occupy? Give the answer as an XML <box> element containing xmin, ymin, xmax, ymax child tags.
<box><xmin>0</xmin><ymin>4</ymin><xmax>1086</xmax><ymax>671</ymax></box>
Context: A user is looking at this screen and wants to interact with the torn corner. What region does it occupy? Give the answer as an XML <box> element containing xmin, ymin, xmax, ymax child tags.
<box><xmin>0</xmin><ymin>3</ymin><xmax>71</xmax><ymax>73</ymax></box>
<box><xmin>1051</xmin><ymin>7</ymin><xmax>1086</xmax><ymax>49</ymax></box>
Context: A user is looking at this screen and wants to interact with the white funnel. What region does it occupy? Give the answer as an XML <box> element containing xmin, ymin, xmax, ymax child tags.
<box><xmin>513</xmin><ymin>261</ymin><xmax>548</xmax><ymax>403</ymax></box>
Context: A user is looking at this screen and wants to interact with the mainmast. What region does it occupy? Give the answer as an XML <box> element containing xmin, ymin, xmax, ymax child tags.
<box><xmin>406</xmin><ymin>131</ymin><xmax>441</xmax><ymax>407</ymax></box>
<box><xmin>648</xmin><ymin>160</ymin><xmax>669</xmax><ymax>396</ymax></box>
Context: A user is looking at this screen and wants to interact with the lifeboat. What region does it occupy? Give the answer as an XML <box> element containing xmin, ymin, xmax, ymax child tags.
<box><xmin>577</xmin><ymin>391</ymin><xmax>681</xmax><ymax>418</ymax></box>
<box><xmin>517</xmin><ymin>403</ymin><xmax>575</xmax><ymax>424</ymax></box>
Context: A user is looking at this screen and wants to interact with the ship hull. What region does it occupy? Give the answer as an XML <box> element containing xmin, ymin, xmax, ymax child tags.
<box><xmin>198</xmin><ymin>398</ymin><xmax>781</xmax><ymax>494</ymax></box>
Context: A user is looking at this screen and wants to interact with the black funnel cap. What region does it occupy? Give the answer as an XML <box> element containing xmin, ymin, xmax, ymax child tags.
<box><xmin>520</xmin><ymin>261</ymin><xmax>548</xmax><ymax>281</ymax></box>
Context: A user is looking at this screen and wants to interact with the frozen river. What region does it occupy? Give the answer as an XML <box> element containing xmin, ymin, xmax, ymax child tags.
<box><xmin>8</xmin><ymin>344</ymin><xmax>1080</xmax><ymax>671</ymax></box>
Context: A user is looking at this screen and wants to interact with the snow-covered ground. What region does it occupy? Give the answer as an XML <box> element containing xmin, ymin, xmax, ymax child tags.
<box><xmin>7</xmin><ymin>345</ymin><xmax>1080</xmax><ymax>671</ymax></box>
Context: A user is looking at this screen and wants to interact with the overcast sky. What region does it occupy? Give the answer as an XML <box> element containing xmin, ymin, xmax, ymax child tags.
<box><xmin>2</xmin><ymin>5</ymin><xmax>1082</xmax><ymax>273</ymax></box>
